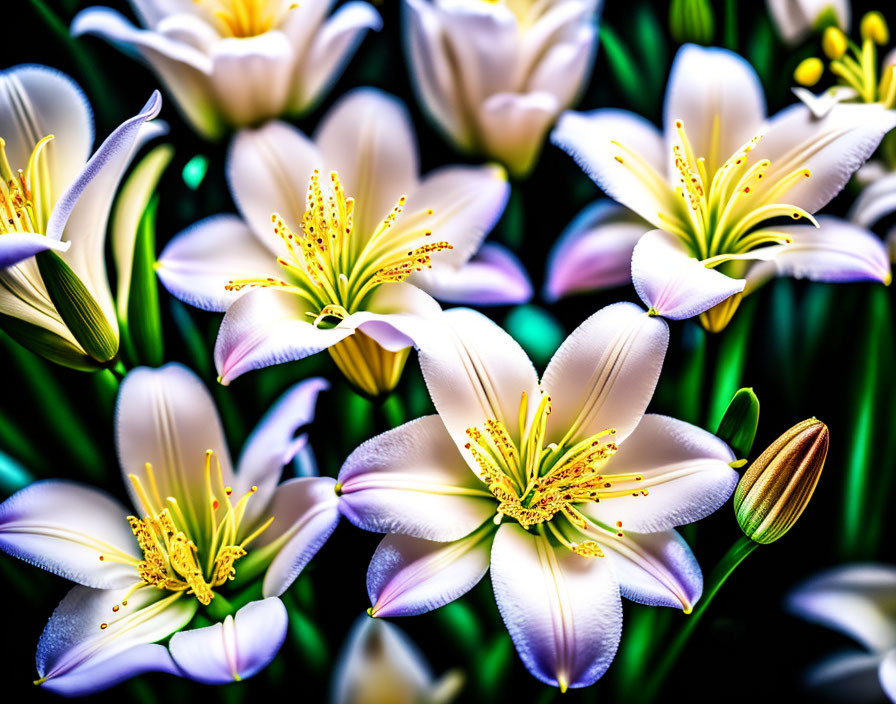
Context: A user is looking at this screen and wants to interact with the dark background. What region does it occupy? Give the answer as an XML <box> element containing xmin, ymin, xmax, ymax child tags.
<box><xmin>2</xmin><ymin>0</ymin><xmax>894</xmax><ymax>701</ymax></box>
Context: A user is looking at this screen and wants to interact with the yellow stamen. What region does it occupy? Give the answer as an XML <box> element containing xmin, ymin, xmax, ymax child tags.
<box><xmin>193</xmin><ymin>0</ymin><xmax>298</xmax><ymax>38</ymax></box>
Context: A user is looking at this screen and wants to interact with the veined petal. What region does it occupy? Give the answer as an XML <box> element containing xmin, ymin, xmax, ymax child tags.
<box><xmin>236</xmin><ymin>377</ymin><xmax>329</xmax><ymax>524</ymax></box>
<box><xmin>417</xmin><ymin>307</ymin><xmax>540</xmax><ymax>446</ymax></box>
<box><xmin>580</xmin><ymin>414</ymin><xmax>737</xmax><ymax>532</ymax></box>
<box><xmin>367</xmin><ymin>526</ymin><xmax>494</xmax><ymax>617</ymax></box>
<box><xmin>526</xmin><ymin>26</ymin><xmax>596</xmax><ymax>112</ymax></box>
<box><xmin>214</xmin><ymin>287</ymin><xmax>352</xmax><ymax>385</ymax></box>
<box><xmin>0</xmin><ymin>64</ymin><xmax>93</xmax><ymax>192</ymax></box>
<box><xmin>663</xmin><ymin>44</ymin><xmax>766</xmax><ymax>176</ymax></box>
<box><xmin>631</xmin><ymin>229</ymin><xmax>745</xmax><ymax>320</ymax></box>
<box><xmin>116</xmin><ymin>363</ymin><xmax>234</xmax><ymax>541</ymax></box>
<box><xmin>156</xmin><ymin>214</ymin><xmax>281</xmax><ymax>312</ymax></box>
<box><xmin>0</xmin><ymin>232</ymin><xmax>70</xmax><ymax>268</ymax></box>
<box><xmin>541</xmin><ymin>302</ymin><xmax>669</xmax><ymax>446</ymax></box>
<box><xmin>254</xmin><ymin>477</ymin><xmax>341</xmax><ymax>598</ymax></box>
<box><xmin>850</xmin><ymin>169</ymin><xmax>896</xmax><ymax>228</ymax></box>
<box><xmin>551</xmin><ymin>109</ymin><xmax>670</xmax><ymax>228</ymax></box>
<box><xmin>805</xmin><ymin>651</ymin><xmax>888</xmax><ymax>702</ymax></box>
<box><xmin>478</xmin><ymin>91</ymin><xmax>558</xmax><ymax>177</ymax></box>
<box><xmin>345</xmin><ymin>281</ymin><xmax>443</xmax><ymax>353</ymax></box>
<box><xmin>411</xmin><ymin>242</ymin><xmax>533</xmax><ymax>306</ymax></box>
<box><xmin>490</xmin><ymin>523</ymin><xmax>622</xmax><ymax>690</ymax></box>
<box><xmin>765</xmin><ymin>217</ymin><xmax>891</xmax><ymax>284</ymax></box>
<box><xmin>37</xmin><ymin>584</ymin><xmax>196</xmax><ymax>694</ymax></box>
<box><xmin>0</xmin><ymin>479</ymin><xmax>139</xmax><ymax>588</ymax></box>
<box><xmin>169</xmin><ymin>598</ymin><xmax>287</xmax><ymax>684</ymax></box>
<box><xmin>788</xmin><ymin>564</ymin><xmax>896</xmax><ymax>653</ymax></box>
<box><xmin>599</xmin><ymin>528</ymin><xmax>702</xmax><ymax>612</ymax></box>
<box><xmin>544</xmin><ymin>200</ymin><xmax>650</xmax><ymax>301</ymax></box>
<box><xmin>227</xmin><ymin>121</ymin><xmax>322</xmax><ymax>251</ymax></box>
<box><xmin>315</xmin><ymin>88</ymin><xmax>418</xmax><ymax>241</ymax></box>
<box><xmin>338</xmin><ymin>415</ymin><xmax>496</xmax><ymax>541</ymax></box>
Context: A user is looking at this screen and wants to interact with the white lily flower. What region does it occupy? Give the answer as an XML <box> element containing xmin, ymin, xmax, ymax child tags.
<box><xmin>332</xmin><ymin>616</ymin><xmax>464</xmax><ymax>704</ymax></box>
<box><xmin>767</xmin><ymin>0</ymin><xmax>849</xmax><ymax>45</ymax></box>
<box><xmin>552</xmin><ymin>44</ymin><xmax>895</xmax><ymax>332</ymax></box>
<box><xmin>156</xmin><ymin>88</ymin><xmax>527</xmax><ymax>394</ymax></box>
<box><xmin>403</xmin><ymin>0</ymin><xmax>600</xmax><ymax>177</ymax></box>
<box><xmin>337</xmin><ymin>302</ymin><xmax>738</xmax><ymax>690</ymax></box>
<box><xmin>0</xmin><ymin>65</ymin><xmax>164</xmax><ymax>369</ymax></box>
<box><xmin>0</xmin><ymin>364</ymin><xmax>340</xmax><ymax>694</ymax></box>
<box><xmin>789</xmin><ymin>564</ymin><xmax>896</xmax><ymax>702</ymax></box>
<box><xmin>71</xmin><ymin>0</ymin><xmax>382</xmax><ymax>138</ymax></box>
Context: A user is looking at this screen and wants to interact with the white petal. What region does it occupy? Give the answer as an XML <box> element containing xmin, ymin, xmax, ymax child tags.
<box><xmin>880</xmin><ymin>650</ymin><xmax>896</xmax><ymax>702</ymax></box>
<box><xmin>664</xmin><ymin>44</ymin><xmax>766</xmax><ymax>175</ymax></box>
<box><xmin>806</xmin><ymin>651</ymin><xmax>887</xmax><ymax>702</ymax></box>
<box><xmin>0</xmin><ymin>479</ymin><xmax>138</xmax><ymax>588</ymax></box>
<box><xmin>851</xmin><ymin>169</ymin><xmax>896</xmax><ymax>228</ymax></box>
<box><xmin>228</xmin><ymin>120</ymin><xmax>323</xmax><ymax>249</ymax></box>
<box><xmin>116</xmin><ymin>363</ymin><xmax>234</xmax><ymax>539</ymax></box>
<box><xmin>255</xmin><ymin>477</ymin><xmax>341</xmax><ymax>597</ymax></box>
<box><xmin>157</xmin><ymin>214</ymin><xmax>281</xmax><ymax>312</ymax></box>
<box><xmin>0</xmin><ymin>232</ymin><xmax>70</xmax><ymax>268</ymax></box>
<box><xmin>631</xmin><ymin>229</ymin><xmax>745</xmax><ymax>319</ymax></box>
<box><xmin>0</xmin><ymin>64</ymin><xmax>93</xmax><ymax>191</ymax></box>
<box><xmin>526</xmin><ymin>26</ymin><xmax>596</xmax><ymax>111</ymax></box>
<box><xmin>767</xmin><ymin>0</ymin><xmax>850</xmax><ymax>44</ymax></box>
<box><xmin>315</xmin><ymin>88</ymin><xmax>419</xmax><ymax>241</ymax></box>
<box><xmin>367</xmin><ymin>527</ymin><xmax>494</xmax><ymax>617</ymax></box>
<box><xmin>338</xmin><ymin>415</ymin><xmax>496</xmax><ymax>541</ymax></box>
<box><xmin>580</xmin><ymin>414</ymin><xmax>738</xmax><ymax>532</ymax></box>
<box><xmin>490</xmin><ymin>523</ymin><xmax>622</xmax><ymax>690</ymax></box>
<box><xmin>37</xmin><ymin>584</ymin><xmax>196</xmax><ymax>690</ymax></box>
<box><xmin>345</xmin><ymin>281</ymin><xmax>444</xmax><ymax>352</ymax></box>
<box><xmin>788</xmin><ymin>564</ymin><xmax>896</xmax><ymax>652</ymax></box>
<box><xmin>545</xmin><ymin>200</ymin><xmax>649</xmax><ymax>300</ymax></box>
<box><xmin>541</xmin><ymin>302</ymin><xmax>669</xmax><ymax>445</ymax></box>
<box><xmin>417</xmin><ymin>307</ymin><xmax>540</xmax><ymax>446</ymax></box>
<box><xmin>478</xmin><ymin>91</ymin><xmax>558</xmax><ymax>177</ymax></box>
<box><xmin>169</xmin><ymin>598</ymin><xmax>287</xmax><ymax>683</ymax></box>
<box><xmin>551</xmin><ymin>109</ymin><xmax>670</xmax><ymax>227</ymax></box>
<box><xmin>792</xmin><ymin>85</ymin><xmax>859</xmax><ymax>119</ymax></box>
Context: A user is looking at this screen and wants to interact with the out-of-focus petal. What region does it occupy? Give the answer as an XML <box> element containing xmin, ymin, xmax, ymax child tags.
<box><xmin>806</xmin><ymin>651</ymin><xmax>887</xmax><ymax>703</ymax></box>
<box><xmin>0</xmin><ymin>232</ymin><xmax>71</xmax><ymax>269</ymax></box>
<box><xmin>850</xmin><ymin>169</ymin><xmax>896</xmax><ymax>228</ymax></box>
<box><xmin>879</xmin><ymin>650</ymin><xmax>896</xmax><ymax>702</ymax></box>
<box><xmin>478</xmin><ymin>91</ymin><xmax>558</xmax><ymax>177</ymax></box>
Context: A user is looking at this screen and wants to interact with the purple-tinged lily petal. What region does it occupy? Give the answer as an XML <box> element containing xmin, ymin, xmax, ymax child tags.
<box><xmin>338</xmin><ymin>415</ymin><xmax>496</xmax><ymax>542</ymax></box>
<box><xmin>255</xmin><ymin>477</ymin><xmax>340</xmax><ymax>597</ymax></box>
<box><xmin>0</xmin><ymin>479</ymin><xmax>139</xmax><ymax>589</ymax></box>
<box><xmin>788</xmin><ymin>564</ymin><xmax>896</xmax><ymax>653</ymax></box>
<box><xmin>235</xmin><ymin>377</ymin><xmax>329</xmax><ymax>524</ymax></box>
<box><xmin>631</xmin><ymin>229</ymin><xmax>745</xmax><ymax>320</ymax></box>
<box><xmin>580</xmin><ymin>414</ymin><xmax>737</xmax><ymax>532</ymax></box>
<box><xmin>880</xmin><ymin>650</ymin><xmax>896</xmax><ymax>702</ymax></box>
<box><xmin>169</xmin><ymin>598</ymin><xmax>288</xmax><ymax>684</ymax></box>
<box><xmin>805</xmin><ymin>651</ymin><xmax>888</xmax><ymax>702</ymax></box>
<box><xmin>544</xmin><ymin>201</ymin><xmax>648</xmax><ymax>301</ymax></box>
<box><xmin>491</xmin><ymin>523</ymin><xmax>622</xmax><ymax>690</ymax></box>
<box><xmin>541</xmin><ymin>301</ymin><xmax>669</xmax><ymax>446</ymax></box>
<box><xmin>412</xmin><ymin>242</ymin><xmax>532</xmax><ymax>306</ymax></box>
<box><xmin>850</xmin><ymin>169</ymin><xmax>896</xmax><ymax>228</ymax></box>
<box><xmin>367</xmin><ymin>524</ymin><xmax>495</xmax><ymax>617</ymax></box>
<box><xmin>156</xmin><ymin>214</ymin><xmax>281</xmax><ymax>312</ymax></box>
<box><xmin>214</xmin><ymin>287</ymin><xmax>353</xmax><ymax>385</ymax></box>
<box><xmin>0</xmin><ymin>232</ymin><xmax>71</xmax><ymax>269</ymax></box>
<box><xmin>600</xmin><ymin>528</ymin><xmax>702</xmax><ymax>613</ymax></box>
<box><xmin>477</xmin><ymin>91</ymin><xmax>558</xmax><ymax>177</ymax></box>
<box><xmin>36</xmin><ymin>584</ymin><xmax>197</xmax><ymax>694</ymax></box>
<box><xmin>764</xmin><ymin>216</ymin><xmax>891</xmax><ymax>285</ymax></box>
<box><xmin>344</xmin><ymin>282</ymin><xmax>443</xmax><ymax>353</ymax></box>
<box><xmin>116</xmin><ymin>363</ymin><xmax>235</xmax><ymax>536</ymax></box>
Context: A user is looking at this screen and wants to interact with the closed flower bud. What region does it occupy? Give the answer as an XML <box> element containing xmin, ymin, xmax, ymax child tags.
<box><xmin>822</xmin><ymin>26</ymin><xmax>849</xmax><ymax>59</ymax></box>
<box><xmin>733</xmin><ymin>418</ymin><xmax>829</xmax><ymax>544</ymax></box>
<box><xmin>861</xmin><ymin>11</ymin><xmax>889</xmax><ymax>45</ymax></box>
<box><xmin>794</xmin><ymin>57</ymin><xmax>825</xmax><ymax>87</ymax></box>
<box><xmin>669</xmin><ymin>0</ymin><xmax>715</xmax><ymax>45</ymax></box>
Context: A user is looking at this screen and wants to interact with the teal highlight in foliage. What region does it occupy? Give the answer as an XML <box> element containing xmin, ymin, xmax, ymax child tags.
<box><xmin>715</xmin><ymin>388</ymin><xmax>760</xmax><ymax>459</ymax></box>
<box><xmin>182</xmin><ymin>155</ymin><xmax>209</xmax><ymax>191</ymax></box>
<box><xmin>504</xmin><ymin>305</ymin><xmax>564</xmax><ymax>367</ymax></box>
<box><xmin>0</xmin><ymin>450</ymin><xmax>32</xmax><ymax>495</ymax></box>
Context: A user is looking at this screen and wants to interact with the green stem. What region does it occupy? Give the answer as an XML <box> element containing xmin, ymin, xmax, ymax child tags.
<box><xmin>724</xmin><ymin>0</ymin><xmax>738</xmax><ymax>50</ymax></box>
<box><xmin>641</xmin><ymin>536</ymin><xmax>758</xmax><ymax>700</ymax></box>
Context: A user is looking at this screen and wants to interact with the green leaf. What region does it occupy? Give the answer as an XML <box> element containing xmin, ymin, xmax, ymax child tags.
<box><xmin>287</xmin><ymin>609</ymin><xmax>329</xmax><ymax>673</ymax></box>
<box><xmin>599</xmin><ymin>25</ymin><xmax>652</xmax><ymax>113</ymax></box>
<box><xmin>125</xmin><ymin>195</ymin><xmax>164</xmax><ymax>366</ymax></box>
<box><xmin>715</xmin><ymin>388</ymin><xmax>760</xmax><ymax>458</ymax></box>
<box><xmin>504</xmin><ymin>305</ymin><xmax>564</xmax><ymax>368</ymax></box>
<box><xmin>635</xmin><ymin>5</ymin><xmax>668</xmax><ymax>94</ymax></box>
<box><xmin>474</xmin><ymin>634</ymin><xmax>513</xmax><ymax>697</ymax></box>
<box><xmin>0</xmin><ymin>311</ymin><xmax>100</xmax><ymax>371</ymax></box>
<box><xmin>707</xmin><ymin>295</ymin><xmax>758</xmax><ymax>430</ymax></box>
<box><xmin>36</xmin><ymin>250</ymin><xmax>118</xmax><ymax>364</ymax></box>
<box><xmin>435</xmin><ymin>601</ymin><xmax>482</xmax><ymax>653</ymax></box>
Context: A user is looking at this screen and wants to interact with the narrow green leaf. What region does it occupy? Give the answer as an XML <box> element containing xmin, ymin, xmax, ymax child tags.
<box><xmin>747</xmin><ymin>14</ymin><xmax>775</xmax><ymax>85</ymax></box>
<box><xmin>599</xmin><ymin>25</ymin><xmax>651</xmax><ymax>113</ymax></box>
<box><xmin>677</xmin><ymin>322</ymin><xmax>706</xmax><ymax>425</ymax></box>
<box><xmin>0</xmin><ymin>311</ymin><xmax>99</xmax><ymax>371</ymax></box>
<box><xmin>126</xmin><ymin>195</ymin><xmax>164</xmax><ymax>366</ymax></box>
<box><xmin>707</xmin><ymin>296</ymin><xmax>758</xmax><ymax>430</ymax></box>
<box><xmin>36</xmin><ymin>250</ymin><xmax>118</xmax><ymax>364</ymax></box>
<box><xmin>435</xmin><ymin>601</ymin><xmax>482</xmax><ymax>653</ymax></box>
<box><xmin>715</xmin><ymin>388</ymin><xmax>760</xmax><ymax>458</ymax></box>
<box><xmin>288</xmin><ymin>609</ymin><xmax>329</xmax><ymax>673</ymax></box>
<box><xmin>474</xmin><ymin>634</ymin><xmax>513</xmax><ymax>697</ymax></box>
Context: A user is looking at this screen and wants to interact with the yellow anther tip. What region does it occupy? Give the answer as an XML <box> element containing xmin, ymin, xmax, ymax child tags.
<box><xmin>822</xmin><ymin>26</ymin><xmax>848</xmax><ymax>59</ymax></box>
<box><xmin>794</xmin><ymin>57</ymin><xmax>824</xmax><ymax>87</ymax></box>
<box><xmin>861</xmin><ymin>11</ymin><xmax>889</xmax><ymax>45</ymax></box>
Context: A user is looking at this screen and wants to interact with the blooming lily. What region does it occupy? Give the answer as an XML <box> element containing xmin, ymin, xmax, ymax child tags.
<box><xmin>336</xmin><ymin>302</ymin><xmax>739</xmax><ymax>689</ymax></box>
<box><xmin>71</xmin><ymin>0</ymin><xmax>382</xmax><ymax>139</ymax></box>
<box><xmin>157</xmin><ymin>88</ymin><xmax>527</xmax><ymax>394</ymax></box>
<box><xmin>552</xmin><ymin>43</ymin><xmax>895</xmax><ymax>331</ymax></box>
<box><xmin>0</xmin><ymin>65</ymin><xmax>164</xmax><ymax>369</ymax></box>
<box><xmin>332</xmin><ymin>615</ymin><xmax>464</xmax><ymax>704</ymax></box>
<box><xmin>403</xmin><ymin>0</ymin><xmax>599</xmax><ymax>177</ymax></box>
<box><xmin>0</xmin><ymin>364</ymin><xmax>340</xmax><ymax>694</ymax></box>
<box><xmin>788</xmin><ymin>564</ymin><xmax>896</xmax><ymax>702</ymax></box>
<box><xmin>767</xmin><ymin>0</ymin><xmax>849</xmax><ymax>45</ymax></box>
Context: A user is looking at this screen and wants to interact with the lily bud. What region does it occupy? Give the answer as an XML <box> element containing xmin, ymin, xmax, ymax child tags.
<box><xmin>669</xmin><ymin>0</ymin><xmax>715</xmax><ymax>45</ymax></box>
<box><xmin>328</xmin><ymin>332</ymin><xmax>410</xmax><ymax>399</ymax></box>
<box><xmin>733</xmin><ymin>418</ymin><xmax>829</xmax><ymax>544</ymax></box>
<box><xmin>861</xmin><ymin>11</ymin><xmax>889</xmax><ymax>45</ymax></box>
<box><xmin>822</xmin><ymin>26</ymin><xmax>848</xmax><ymax>59</ymax></box>
<box><xmin>794</xmin><ymin>57</ymin><xmax>825</xmax><ymax>87</ymax></box>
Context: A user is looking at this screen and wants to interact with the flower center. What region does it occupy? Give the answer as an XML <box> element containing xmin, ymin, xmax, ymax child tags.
<box><xmin>100</xmin><ymin>452</ymin><xmax>273</xmax><ymax>607</ymax></box>
<box><xmin>0</xmin><ymin>134</ymin><xmax>54</xmax><ymax>236</ymax></box>
<box><xmin>613</xmin><ymin>119</ymin><xmax>815</xmax><ymax>265</ymax></box>
<box><xmin>464</xmin><ymin>391</ymin><xmax>647</xmax><ymax>557</ymax></box>
<box><xmin>195</xmin><ymin>0</ymin><xmax>298</xmax><ymax>38</ymax></box>
<box><xmin>226</xmin><ymin>169</ymin><xmax>451</xmax><ymax>325</ymax></box>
